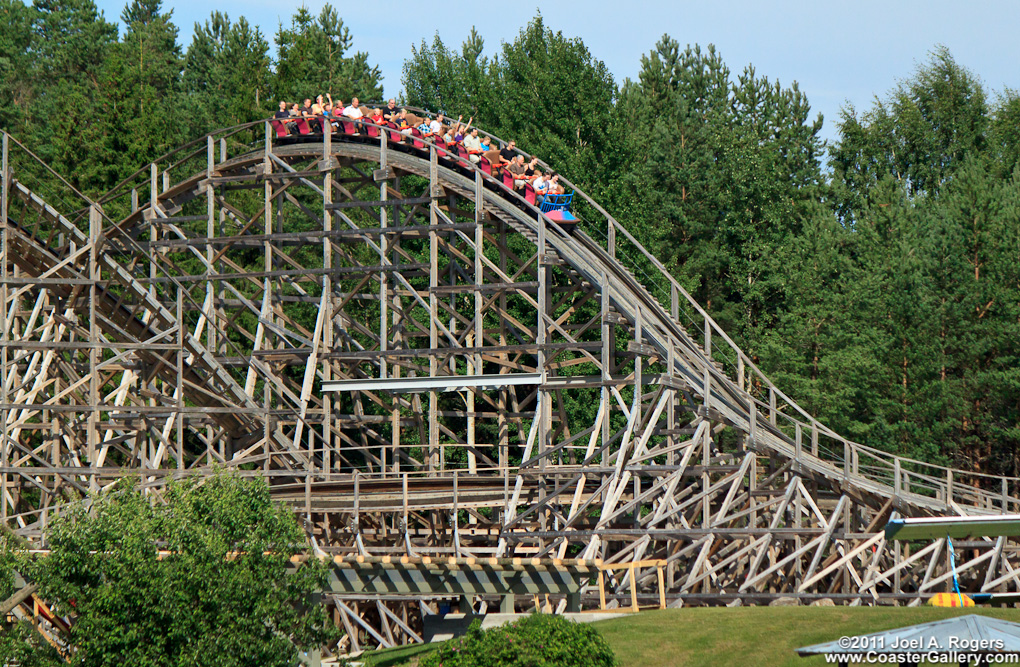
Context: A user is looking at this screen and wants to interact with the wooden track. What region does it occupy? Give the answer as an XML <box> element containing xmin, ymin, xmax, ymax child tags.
<box><xmin>3</xmin><ymin>122</ymin><xmax>1020</xmax><ymax>655</ymax></box>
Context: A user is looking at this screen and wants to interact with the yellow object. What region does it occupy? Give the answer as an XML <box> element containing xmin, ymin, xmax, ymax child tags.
<box><xmin>928</xmin><ymin>592</ymin><xmax>975</xmax><ymax>607</ymax></box>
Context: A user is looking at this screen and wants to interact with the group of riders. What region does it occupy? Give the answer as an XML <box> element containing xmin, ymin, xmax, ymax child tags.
<box><xmin>272</xmin><ymin>96</ymin><xmax>568</xmax><ymax>204</ymax></box>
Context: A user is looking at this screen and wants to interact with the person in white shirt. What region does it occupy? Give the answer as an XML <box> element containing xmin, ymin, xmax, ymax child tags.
<box><xmin>533</xmin><ymin>170</ymin><xmax>550</xmax><ymax>205</ymax></box>
<box><xmin>342</xmin><ymin>96</ymin><xmax>364</xmax><ymax>133</ymax></box>
<box><xmin>462</xmin><ymin>128</ymin><xmax>482</xmax><ymax>162</ymax></box>
<box><xmin>429</xmin><ymin>114</ymin><xmax>444</xmax><ymax>136</ymax></box>
<box><xmin>343</xmin><ymin>97</ymin><xmax>364</xmax><ymax>119</ymax></box>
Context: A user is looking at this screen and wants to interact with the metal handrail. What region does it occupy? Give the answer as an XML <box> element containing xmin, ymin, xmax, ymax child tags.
<box><xmin>78</xmin><ymin>112</ymin><xmax>1019</xmax><ymax>509</ymax></box>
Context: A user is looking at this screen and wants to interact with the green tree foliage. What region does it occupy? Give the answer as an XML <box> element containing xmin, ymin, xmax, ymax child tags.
<box><xmin>0</xmin><ymin>531</ymin><xmax>63</xmax><ymax>665</ymax></box>
<box><xmin>103</xmin><ymin>0</ymin><xmax>183</xmax><ymax>173</ymax></box>
<box><xmin>489</xmin><ymin>16</ymin><xmax>620</xmax><ymax>188</ymax></box>
<box><xmin>403</xmin><ymin>15</ymin><xmax>620</xmax><ymax>190</ymax></box>
<box><xmin>756</xmin><ymin>204</ymin><xmax>888</xmax><ymax>445</ymax></box>
<box><xmin>403</xmin><ymin>28</ymin><xmax>490</xmax><ymax>118</ymax></box>
<box><xmin>0</xmin><ymin>0</ymin><xmax>35</xmax><ymax>130</ymax></box>
<box><xmin>181</xmin><ymin>12</ymin><xmax>272</xmax><ymax>134</ymax></box>
<box><xmin>612</xmin><ymin>37</ymin><xmax>826</xmax><ymax>348</ymax></box>
<box><xmin>919</xmin><ymin>158</ymin><xmax>1020</xmax><ymax>471</ymax></box>
<box><xmin>831</xmin><ymin>46</ymin><xmax>988</xmax><ymax>208</ymax></box>
<box><xmin>28</xmin><ymin>0</ymin><xmax>119</xmax><ymax>191</ymax></box>
<box><xmin>988</xmin><ymin>88</ymin><xmax>1020</xmax><ymax>177</ymax></box>
<box><xmin>813</xmin><ymin>50</ymin><xmax>1020</xmax><ymax>470</ymax></box>
<box><xmin>16</xmin><ymin>473</ymin><xmax>335</xmax><ymax>665</ymax></box>
<box><xmin>419</xmin><ymin>614</ymin><xmax>619</xmax><ymax>667</ymax></box>
<box><xmin>0</xmin><ymin>1</ymin><xmax>1016</xmax><ymax>480</ymax></box>
<box><xmin>32</xmin><ymin>0</ymin><xmax>117</xmax><ymax>87</ymax></box>
<box><xmin>274</xmin><ymin>4</ymin><xmax>382</xmax><ymax>103</ymax></box>
<box><xmin>0</xmin><ymin>623</ymin><xmax>62</xmax><ymax>666</ymax></box>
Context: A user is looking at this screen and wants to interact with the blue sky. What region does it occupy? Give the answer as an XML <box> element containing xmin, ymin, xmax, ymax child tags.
<box><xmin>95</xmin><ymin>0</ymin><xmax>1020</xmax><ymax>145</ymax></box>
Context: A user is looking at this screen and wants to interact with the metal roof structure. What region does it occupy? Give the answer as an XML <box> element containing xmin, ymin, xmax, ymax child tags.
<box><xmin>321</xmin><ymin>373</ymin><xmax>543</xmax><ymax>393</ymax></box>
<box><xmin>885</xmin><ymin>514</ymin><xmax>1020</xmax><ymax>541</ymax></box>
<box><xmin>798</xmin><ymin>614</ymin><xmax>1020</xmax><ymax>657</ymax></box>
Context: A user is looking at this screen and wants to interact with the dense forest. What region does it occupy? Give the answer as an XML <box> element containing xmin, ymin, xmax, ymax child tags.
<box><xmin>1</xmin><ymin>0</ymin><xmax>1017</xmax><ymax>477</ymax></box>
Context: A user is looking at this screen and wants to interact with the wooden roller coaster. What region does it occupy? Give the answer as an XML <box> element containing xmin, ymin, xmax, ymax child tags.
<box><xmin>2</xmin><ymin>113</ymin><xmax>1019</xmax><ymax>654</ymax></box>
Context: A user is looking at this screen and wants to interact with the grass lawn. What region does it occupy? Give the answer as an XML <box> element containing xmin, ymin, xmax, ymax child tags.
<box><xmin>360</xmin><ymin>606</ymin><xmax>1020</xmax><ymax>666</ymax></box>
<box><xmin>597</xmin><ymin>606</ymin><xmax>1020</xmax><ymax>666</ymax></box>
<box><xmin>358</xmin><ymin>641</ymin><xmax>436</xmax><ymax>667</ymax></box>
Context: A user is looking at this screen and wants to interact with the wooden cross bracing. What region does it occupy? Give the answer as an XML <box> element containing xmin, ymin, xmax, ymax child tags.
<box><xmin>2</xmin><ymin>123</ymin><xmax>1020</xmax><ymax>655</ymax></box>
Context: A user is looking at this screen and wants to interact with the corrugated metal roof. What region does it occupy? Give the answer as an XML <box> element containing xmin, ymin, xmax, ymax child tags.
<box><xmin>797</xmin><ymin>614</ymin><xmax>1020</xmax><ymax>655</ymax></box>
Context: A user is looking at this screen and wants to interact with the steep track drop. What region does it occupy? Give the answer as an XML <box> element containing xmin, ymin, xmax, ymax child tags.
<box><xmin>2</xmin><ymin>119</ymin><xmax>1020</xmax><ymax>651</ymax></box>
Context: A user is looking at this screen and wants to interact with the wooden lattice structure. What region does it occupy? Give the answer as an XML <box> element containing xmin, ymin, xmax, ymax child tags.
<box><xmin>2</xmin><ymin>117</ymin><xmax>1020</xmax><ymax>654</ymax></box>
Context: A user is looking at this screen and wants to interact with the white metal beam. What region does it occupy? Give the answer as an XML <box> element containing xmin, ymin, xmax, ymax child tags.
<box><xmin>885</xmin><ymin>514</ymin><xmax>1020</xmax><ymax>541</ymax></box>
<box><xmin>322</xmin><ymin>373</ymin><xmax>543</xmax><ymax>394</ymax></box>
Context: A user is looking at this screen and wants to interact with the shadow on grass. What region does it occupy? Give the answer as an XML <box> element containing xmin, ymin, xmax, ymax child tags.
<box><xmin>359</xmin><ymin>642</ymin><xmax>436</xmax><ymax>667</ymax></box>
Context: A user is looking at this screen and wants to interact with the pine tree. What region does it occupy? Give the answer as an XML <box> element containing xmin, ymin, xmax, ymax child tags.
<box><xmin>830</xmin><ymin>46</ymin><xmax>988</xmax><ymax>202</ymax></box>
<box><xmin>487</xmin><ymin>15</ymin><xmax>618</xmax><ymax>187</ymax></box>
<box><xmin>103</xmin><ymin>0</ymin><xmax>183</xmax><ymax>179</ymax></box>
<box><xmin>757</xmin><ymin>204</ymin><xmax>888</xmax><ymax>445</ymax></box>
<box><xmin>402</xmin><ymin>15</ymin><xmax>620</xmax><ymax>193</ymax></box>
<box><xmin>613</xmin><ymin>37</ymin><xmax>825</xmax><ymax>350</ymax></box>
<box><xmin>274</xmin><ymin>5</ymin><xmax>382</xmax><ymax>103</ymax></box>
<box><xmin>29</xmin><ymin>0</ymin><xmax>119</xmax><ymax>192</ymax></box>
<box><xmin>824</xmin><ymin>48</ymin><xmax>1020</xmax><ymax>473</ymax></box>
<box><xmin>918</xmin><ymin>157</ymin><xmax>1020</xmax><ymax>473</ymax></box>
<box><xmin>403</xmin><ymin>28</ymin><xmax>491</xmax><ymax>118</ymax></box>
<box><xmin>181</xmin><ymin>11</ymin><xmax>272</xmax><ymax>135</ymax></box>
<box><xmin>0</xmin><ymin>0</ymin><xmax>36</xmax><ymax>133</ymax></box>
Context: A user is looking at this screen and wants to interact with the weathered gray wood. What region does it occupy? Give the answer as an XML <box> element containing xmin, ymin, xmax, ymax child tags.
<box><xmin>2</xmin><ymin>124</ymin><xmax>1015</xmax><ymax>657</ymax></box>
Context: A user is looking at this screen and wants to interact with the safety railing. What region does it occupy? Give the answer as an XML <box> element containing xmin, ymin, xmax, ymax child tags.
<box><xmin>75</xmin><ymin>109</ymin><xmax>1020</xmax><ymax>514</ymax></box>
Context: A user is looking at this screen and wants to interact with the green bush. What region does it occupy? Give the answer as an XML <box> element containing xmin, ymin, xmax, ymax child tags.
<box><xmin>419</xmin><ymin>613</ymin><xmax>619</xmax><ymax>667</ymax></box>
